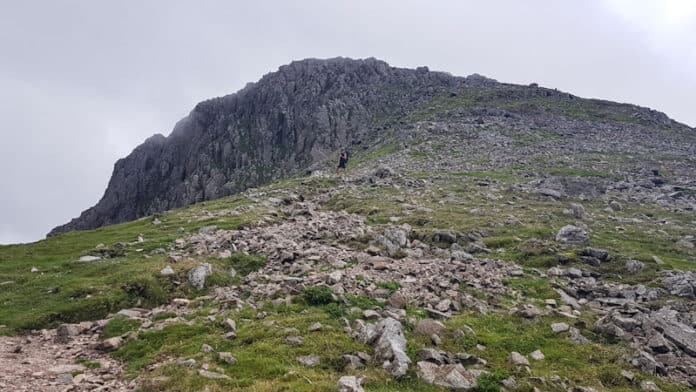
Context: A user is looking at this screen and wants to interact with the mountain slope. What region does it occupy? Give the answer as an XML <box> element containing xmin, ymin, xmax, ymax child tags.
<box><xmin>49</xmin><ymin>57</ymin><xmax>693</xmax><ymax>236</ymax></box>
<box><xmin>48</xmin><ymin>58</ymin><xmax>466</xmax><ymax>235</ymax></box>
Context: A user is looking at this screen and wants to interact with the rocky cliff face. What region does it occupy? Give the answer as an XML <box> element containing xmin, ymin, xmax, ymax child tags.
<box><xmin>49</xmin><ymin>58</ymin><xmax>466</xmax><ymax>235</ymax></box>
<box><xmin>49</xmin><ymin>57</ymin><xmax>691</xmax><ymax>236</ymax></box>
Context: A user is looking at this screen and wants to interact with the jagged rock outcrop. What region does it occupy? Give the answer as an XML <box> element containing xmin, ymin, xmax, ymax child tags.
<box><xmin>49</xmin><ymin>58</ymin><xmax>471</xmax><ymax>235</ymax></box>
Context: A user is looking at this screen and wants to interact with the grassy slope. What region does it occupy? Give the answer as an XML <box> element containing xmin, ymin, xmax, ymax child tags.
<box><xmin>0</xmin><ymin>195</ymin><xmax>264</xmax><ymax>332</ymax></box>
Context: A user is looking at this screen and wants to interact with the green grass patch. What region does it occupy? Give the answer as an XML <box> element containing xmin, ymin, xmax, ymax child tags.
<box><xmin>77</xmin><ymin>358</ymin><xmax>102</xmax><ymax>369</ymax></box>
<box><xmin>301</xmin><ymin>286</ymin><xmax>335</xmax><ymax>306</ymax></box>
<box><xmin>375</xmin><ymin>280</ymin><xmax>401</xmax><ymax>294</ymax></box>
<box><xmin>0</xmin><ymin>195</ymin><xmax>264</xmax><ymax>333</ymax></box>
<box><xmin>102</xmin><ymin>316</ymin><xmax>142</xmax><ymax>338</ymax></box>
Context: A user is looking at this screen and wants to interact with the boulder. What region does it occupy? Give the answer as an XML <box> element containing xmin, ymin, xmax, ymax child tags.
<box><xmin>662</xmin><ymin>272</ymin><xmax>695</xmax><ymax>297</ymax></box>
<box><xmin>508</xmin><ymin>351</ymin><xmax>530</xmax><ymax>366</ymax></box>
<box><xmin>432</xmin><ymin>229</ymin><xmax>457</xmax><ymax>244</ymax></box>
<box><xmin>98</xmin><ymin>336</ymin><xmax>124</xmax><ymax>352</ymax></box>
<box><xmin>337</xmin><ymin>376</ymin><xmax>364</xmax><ymax>392</ymax></box>
<box><xmin>625</xmin><ymin>260</ymin><xmax>645</xmax><ymax>274</ymax></box>
<box><xmin>221</xmin><ymin>318</ymin><xmax>237</xmax><ymax>332</ymax></box>
<box><xmin>570</xmin><ymin>203</ymin><xmax>586</xmax><ymax>219</ymax></box>
<box><xmin>357</xmin><ymin>317</ymin><xmax>410</xmax><ymax>377</ymax></box>
<box><xmin>415</xmin><ymin>318</ymin><xmax>446</xmax><ymax>336</ymax></box>
<box><xmin>551</xmin><ymin>322</ymin><xmax>570</xmax><ymax>333</ymax></box>
<box><xmin>188</xmin><ymin>263</ymin><xmax>212</xmax><ymax>290</ymax></box>
<box><xmin>55</xmin><ymin>323</ymin><xmax>82</xmax><ymax>343</ymax></box>
<box><xmin>374</xmin><ymin>166</ymin><xmax>395</xmax><ymax>178</ymax></box>
<box><xmin>555</xmin><ymin>225</ymin><xmax>589</xmax><ymax>244</ymax></box>
<box><xmin>583</xmin><ymin>247</ymin><xmax>609</xmax><ymax>262</ymax></box>
<box><xmin>649</xmin><ymin>307</ymin><xmax>696</xmax><ymax>357</ymax></box>
<box><xmin>78</xmin><ymin>255</ymin><xmax>102</xmax><ymax>262</ymax></box>
<box><xmin>416</xmin><ymin>348</ymin><xmax>445</xmax><ymax>365</ymax></box>
<box><xmin>297</xmin><ymin>355</ymin><xmax>321</xmax><ymax>367</ymax></box>
<box><xmin>416</xmin><ymin>361</ymin><xmax>486</xmax><ymax>391</ymax></box>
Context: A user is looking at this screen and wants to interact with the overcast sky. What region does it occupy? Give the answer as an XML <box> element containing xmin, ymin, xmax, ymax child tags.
<box><xmin>1</xmin><ymin>0</ymin><xmax>694</xmax><ymax>244</ymax></box>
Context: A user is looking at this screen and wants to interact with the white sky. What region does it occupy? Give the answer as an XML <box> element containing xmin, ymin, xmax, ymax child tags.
<box><xmin>0</xmin><ymin>0</ymin><xmax>694</xmax><ymax>244</ymax></box>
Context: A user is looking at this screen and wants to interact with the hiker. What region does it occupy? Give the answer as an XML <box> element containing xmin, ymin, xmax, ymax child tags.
<box><xmin>336</xmin><ymin>149</ymin><xmax>348</xmax><ymax>175</ymax></box>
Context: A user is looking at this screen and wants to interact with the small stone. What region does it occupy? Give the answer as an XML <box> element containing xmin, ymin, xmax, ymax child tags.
<box><xmin>55</xmin><ymin>324</ymin><xmax>81</xmax><ymax>343</ymax></box>
<box><xmin>551</xmin><ymin>322</ymin><xmax>570</xmax><ymax>333</ymax></box>
<box><xmin>435</xmin><ymin>299</ymin><xmax>452</xmax><ymax>312</ymax></box>
<box><xmin>178</xmin><ymin>358</ymin><xmax>196</xmax><ymax>367</ymax></box>
<box><xmin>296</xmin><ymin>355</ymin><xmax>321</xmax><ymax>367</ymax></box>
<box><xmin>647</xmin><ymin>334</ymin><xmax>670</xmax><ymax>354</ymax></box>
<box><xmin>285</xmin><ymin>336</ymin><xmax>304</xmax><ymax>345</ymax></box>
<box><xmin>621</xmin><ymin>370</ymin><xmax>634</xmax><ymax>381</ymax></box>
<box><xmin>431</xmin><ymin>334</ymin><xmax>442</xmax><ymax>346</ymax></box>
<box><xmin>341</xmin><ymin>354</ymin><xmax>364</xmax><ymax>370</ymax></box>
<box><xmin>508</xmin><ymin>351</ymin><xmax>530</xmax><ymax>367</ymax></box>
<box><xmin>199</xmin><ymin>225</ymin><xmax>218</xmax><ymax>235</ymax></box>
<box><xmin>519</xmin><ymin>305</ymin><xmax>541</xmax><ymax>318</ymax></box>
<box><xmin>223</xmin><ymin>331</ymin><xmax>237</xmax><ymax>340</ymax></box>
<box><xmin>172</xmin><ymin>298</ymin><xmax>191</xmax><ymax>307</ymax></box>
<box><xmin>530</xmin><ymin>350</ymin><xmax>545</xmax><ymax>360</ymax></box>
<box><xmin>625</xmin><ymin>259</ymin><xmax>645</xmax><ymax>274</ymax></box>
<box><xmin>198</xmin><ymin>369</ymin><xmax>229</xmax><ymax>379</ymax></box>
<box><xmin>388</xmin><ymin>292</ymin><xmax>410</xmax><ymax>308</ymax></box>
<box><xmin>555</xmin><ymin>225</ymin><xmax>589</xmax><ymax>244</ymax></box>
<box><xmin>218</xmin><ymin>352</ymin><xmax>237</xmax><ymax>364</ymax></box>
<box><xmin>308</xmin><ymin>322</ymin><xmax>322</xmax><ymax>332</ymax></box>
<box><xmin>117</xmin><ymin>309</ymin><xmax>142</xmax><ymax>318</ymax></box>
<box><xmin>640</xmin><ymin>380</ymin><xmax>661</xmax><ymax>391</ymax></box>
<box><xmin>47</xmin><ymin>364</ymin><xmax>85</xmax><ymax>374</ymax></box>
<box><xmin>415</xmin><ymin>319</ymin><xmax>446</xmax><ymax>336</ymax></box>
<box><xmin>160</xmin><ymin>266</ymin><xmax>175</xmax><ymax>276</ymax></box>
<box><xmin>362</xmin><ymin>309</ymin><xmax>381</xmax><ymax>320</ymax></box>
<box><xmin>201</xmin><ymin>344</ymin><xmax>214</xmax><ymax>353</ymax></box>
<box><xmin>55</xmin><ymin>373</ymin><xmax>73</xmax><ymax>384</ymax></box>
<box><xmin>31</xmin><ymin>267</ymin><xmax>39</xmax><ymax>273</ymax></box>
<box><xmin>221</xmin><ymin>318</ymin><xmax>236</xmax><ymax>332</ymax></box>
<box><xmin>337</xmin><ymin>376</ymin><xmax>365</xmax><ymax>392</ymax></box>
<box><xmin>416</xmin><ymin>348</ymin><xmax>445</xmax><ymax>365</ymax></box>
<box><xmin>545</xmin><ymin>299</ymin><xmax>557</xmax><ymax>307</ymax></box>
<box><xmin>188</xmin><ymin>263</ymin><xmax>212</xmax><ymax>290</ymax></box>
<box><xmin>98</xmin><ymin>336</ymin><xmax>124</xmax><ymax>352</ymax></box>
<box><xmin>570</xmin><ymin>203</ymin><xmax>585</xmax><ymax>219</ymax></box>
<box><xmin>328</xmin><ymin>270</ymin><xmax>343</xmax><ymax>284</ymax></box>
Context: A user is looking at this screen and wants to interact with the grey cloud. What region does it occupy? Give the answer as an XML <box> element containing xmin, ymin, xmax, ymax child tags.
<box><xmin>1</xmin><ymin>0</ymin><xmax>694</xmax><ymax>243</ymax></box>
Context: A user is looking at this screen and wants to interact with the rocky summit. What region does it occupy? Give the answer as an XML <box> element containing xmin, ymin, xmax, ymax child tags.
<box><xmin>1</xmin><ymin>58</ymin><xmax>695</xmax><ymax>391</ymax></box>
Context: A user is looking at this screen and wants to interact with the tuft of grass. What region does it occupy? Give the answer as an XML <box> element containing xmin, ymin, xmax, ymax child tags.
<box><xmin>376</xmin><ymin>280</ymin><xmax>401</xmax><ymax>294</ymax></box>
<box><xmin>101</xmin><ymin>316</ymin><xmax>142</xmax><ymax>338</ymax></box>
<box><xmin>301</xmin><ymin>286</ymin><xmax>335</xmax><ymax>306</ymax></box>
<box><xmin>476</xmin><ymin>369</ymin><xmax>509</xmax><ymax>392</ymax></box>
<box><xmin>77</xmin><ymin>358</ymin><xmax>102</xmax><ymax>369</ymax></box>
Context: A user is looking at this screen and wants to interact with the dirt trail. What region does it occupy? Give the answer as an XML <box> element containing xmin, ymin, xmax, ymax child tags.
<box><xmin>0</xmin><ymin>328</ymin><xmax>131</xmax><ymax>392</ymax></box>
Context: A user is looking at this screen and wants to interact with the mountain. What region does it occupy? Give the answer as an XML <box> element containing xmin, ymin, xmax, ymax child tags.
<box><xmin>49</xmin><ymin>57</ymin><xmax>693</xmax><ymax>236</ymax></box>
<box><xmin>3</xmin><ymin>57</ymin><xmax>696</xmax><ymax>390</ymax></box>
